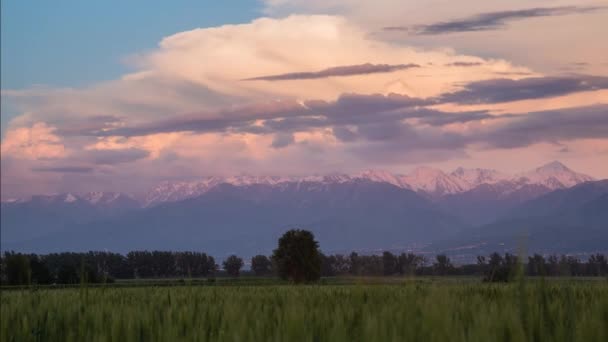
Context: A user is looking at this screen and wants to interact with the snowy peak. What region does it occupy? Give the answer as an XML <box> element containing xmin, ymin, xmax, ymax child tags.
<box><xmin>2</xmin><ymin>192</ymin><xmax>140</xmax><ymax>208</ymax></box>
<box><xmin>31</xmin><ymin>193</ymin><xmax>84</xmax><ymax>204</ymax></box>
<box><xmin>517</xmin><ymin>161</ymin><xmax>595</xmax><ymax>189</ymax></box>
<box><xmin>450</xmin><ymin>167</ymin><xmax>508</xmax><ymax>187</ymax></box>
<box><xmin>143</xmin><ymin>179</ymin><xmax>223</xmax><ymax>207</ymax></box>
<box><xmin>142</xmin><ymin>174</ymin><xmax>355</xmax><ymax>207</ymax></box>
<box><xmin>535</xmin><ymin>161</ymin><xmax>570</xmax><ymax>173</ymax></box>
<box><xmin>141</xmin><ymin>161</ymin><xmax>595</xmax><ymax>206</ymax></box>
<box><xmin>400</xmin><ymin>167</ymin><xmax>468</xmax><ymax>196</ymax></box>
<box><xmin>63</xmin><ymin>193</ymin><xmax>79</xmax><ymax>203</ymax></box>
<box><xmin>6</xmin><ymin>161</ymin><xmax>594</xmax><ymax>207</ymax></box>
<box><xmin>80</xmin><ymin>192</ymin><xmax>140</xmax><ymax>207</ymax></box>
<box><xmin>356</xmin><ymin>169</ymin><xmax>406</xmax><ymax>188</ymax></box>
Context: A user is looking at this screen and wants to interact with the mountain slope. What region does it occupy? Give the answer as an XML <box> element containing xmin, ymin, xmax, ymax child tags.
<box><xmin>2</xmin><ymin>161</ymin><xmax>599</xmax><ymax>256</ymax></box>
<box><xmin>514</xmin><ymin>161</ymin><xmax>595</xmax><ymax>189</ymax></box>
<box><xmin>436</xmin><ymin>161</ymin><xmax>595</xmax><ymax>225</ymax></box>
<box><xmin>3</xmin><ymin>180</ymin><xmax>467</xmax><ymax>255</ymax></box>
<box><xmin>432</xmin><ymin>180</ymin><xmax>608</xmax><ymax>256</ymax></box>
<box><xmin>140</xmin><ymin>161</ymin><xmax>594</xmax><ymax>207</ymax></box>
<box><xmin>505</xmin><ymin>180</ymin><xmax>608</xmax><ymax>219</ymax></box>
<box><xmin>437</xmin><ymin>182</ymin><xmax>552</xmax><ymax>226</ymax></box>
<box><xmin>1</xmin><ymin>192</ymin><xmax>140</xmax><ymax>243</ymax></box>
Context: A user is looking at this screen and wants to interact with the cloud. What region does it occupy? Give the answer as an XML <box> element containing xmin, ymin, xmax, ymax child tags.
<box><xmin>384</xmin><ymin>6</ymin><xmax>606</xmax><ymax>35</ymax></box>
<box><xmin>0</xmin><ymin>123</ymin><xmax>66</xmax><ymax>160</ymax></box>
<box><xmin>262</xmin><ymin>1</ymin><xmax>608</xmax><ymax>75</ymax></box>
<box><xmin>445</xmin><ymin>61</ymin><xmax>483</xmax><ymax>67</ymax></box>
<box><xmin>84</xmin><ymin>148</ymin><xmax>150</xmax><ymax>165</ymax></box>
<box><xmin>481</xmin><ymin>104</ymin><xmax>608</xmax><ymax>148</ymax></box>
<box><xmin>31</xmin><ymin>166</ymin><xmax>94</xmax><ymax>173</ymax></box>
<box><xmin>94</xmin><ymin>93</ymin><xmax>429</xmax><ymax>137</ymax></box>
<box><xmin>3</xmin><ymin>14</ymin><xmax>608</xmax><ymax>197</ymax></box>
<box><xmin>418</xmin><ymin>111</ymin><xmax>507</xmax><ymax>126</ymax></box>
<box><xmin>439</xmin><ymin>75</ymin><xmax>608</xmax><ymax>104</ymax></box>
<box><xmin>271</xmin><ymin>133</ymin><xmax>295</xmax><ymax>148</ymax></box>
<box><xmin>332</xmin><ymin>126</ymin><xmax>357</xmax><ymax>142</ymax></box>
<box><xmin>243</xmin><ymin>63</ymin><xmax>420</xmax><ymax>81</ymax></box>
<box><xmin>131</xmin><ymin>15</ymin><xmax>527</xmax><ymax>101</ymax></box>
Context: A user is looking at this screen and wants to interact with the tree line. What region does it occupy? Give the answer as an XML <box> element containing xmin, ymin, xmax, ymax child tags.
<box><xmin>0</xmin><ymin>251</ymin><xmax>217</xmax><ymax>285</ymax></box>
<box><xmin>1</xmin><ymin>229</ymin><xmax>607</xmax><ymax>285</ymax></box>
<box><xmin>321</xmin><ymin>251</ymin><xmax>608</xmax><ymax>281</ymax></box>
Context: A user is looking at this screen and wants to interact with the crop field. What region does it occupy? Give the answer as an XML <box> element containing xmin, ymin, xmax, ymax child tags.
<box><xmin>2</xmin><ymin>278</ymin><xmax>607</xmax><ymax>341</ymax></box>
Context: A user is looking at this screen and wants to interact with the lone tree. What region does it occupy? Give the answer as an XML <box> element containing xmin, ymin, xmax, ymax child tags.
<box><xmin>272</xmin><ymin>229</ymin><xmax>322</xmax><ymax>283</ymax></box>
<box><xmin>222</xmin><ymin>255</ymin><xmax>244</xmax><ymax>277</ymax></box>
<box><xmin>251</xmin><ymin>255</ymin><xmax>273</xmax><ymax>276</ymax></box>
<box><xmin>433</xmin><ymin>254</ymin><xmax>453</xmax><ymax>276</ymax></box>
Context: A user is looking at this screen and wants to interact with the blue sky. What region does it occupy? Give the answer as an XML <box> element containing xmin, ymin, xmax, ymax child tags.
<box><xmin>1</xmin><ymin>0</ymin><xmax>260</xmax><ymax>89</ymax></box>
<box><xmin>1</xmin><ymin>1</ymin><xmax>260</xmax><ymax>132</ymax></box>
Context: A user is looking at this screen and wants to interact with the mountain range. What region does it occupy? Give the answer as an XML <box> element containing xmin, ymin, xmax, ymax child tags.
<box><xmin>141</xmin><ymin>160</ymin><xmax>593</xmax><ymax>207</ymax></box>
<box><xmin>431</xmin><ymin>180</ymin><xmax>608</xmax><ymax>261</ymax></box>
<box><xmin>1</xmin><ymin>161</ymin><xmax>606</xmax><ymax>259</ymax></box>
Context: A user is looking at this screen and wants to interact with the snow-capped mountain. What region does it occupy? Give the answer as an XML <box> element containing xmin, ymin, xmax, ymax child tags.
<box><xmin>141</xmin><ymin>161</ymin><xmax>595</xmax><ymax>206</ymax></box>
<box><xmin>12</xmin><ymin>193</ymin><xmax>84</xmax><ymax>205</ymax></box>
<box><xmin>143</xmin><ymin>174</ymin><xmax>360</xmax><ymax>207</ymax></box>
<box><xmin>436</xmin><ymin>161</ymin><xmax>597</xmax><ymax>225</ymax></box>
<box><xmin>2</xmin><ymin>192</ymin><xmax>139</xmax><ymax>208</ymax></box>
<box><xmin>3</xmin><ymin>161</ymin><xmax>595</xmax><ymax>208</ymax></box>
<box><xmin>399</xmin><ymin>167</ymin><xmax>468</xmax><ymax>196</ymax></box>
<box><xmin>2</xmin><ymin>162</ymin><xmax>603</xmax><ymax>256</ymax></box>
<box><xmin>450</xmin><ymin>167</ymin><xmax>508</xmax><ymax>187</ymax></box>
<box><xmin>80</xmin><ymin>191</ymin><xmax>135</xmax><ymax>204</ymax></box>
<box><xmin>514</xmin><ymin>161</ymin><xmax>595</xmax><ymax>189</ymax></box>
<box><xmin>355</xmin><ymin>170</ymin><xmax>407</xmax><ymax>188</ymax></box>
<box><xmin>143</xmin><ymin>178</ymin><xmax>225</xmax><ymax>207</ymax></box>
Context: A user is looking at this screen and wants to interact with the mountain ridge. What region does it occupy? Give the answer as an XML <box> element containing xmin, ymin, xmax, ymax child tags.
<box><xmin>2</xmin><ymin>161</ymin><xmax>596</xmax><ymax>209</ymax></box>
<box><xmin>141</xmin><ymin>161</ymin><xmax>595</xmax><ymax>206</ymax></box>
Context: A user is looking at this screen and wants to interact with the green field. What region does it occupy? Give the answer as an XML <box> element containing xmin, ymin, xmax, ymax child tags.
<box><xmin>2</xmin><ymin>279</ymin><xmax>607</xmax><ymax>341</ymax></box>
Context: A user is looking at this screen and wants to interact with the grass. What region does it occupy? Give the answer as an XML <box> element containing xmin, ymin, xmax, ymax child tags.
<box><xmin>1</xmin><ymin>278</ymin><xmax>607</xmax><ymax>341</ymax></box>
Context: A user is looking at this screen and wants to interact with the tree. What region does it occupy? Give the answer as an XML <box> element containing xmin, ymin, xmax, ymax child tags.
<box><xmin>588</xmin><ymin>254</ymin><xmax>608</xmax><ymax>276</ymax></box>
<box><xmin>328</xmin><ymin>254</ymin><xmax>351</xmax><ymax>275</ymax></box>
<box><xmin>4</xmin><ymin>252</ymin><xmax>31</xmax><ymax>285</ymax></box>
<box><xmin>527</xmin><ymin>254</ymin><xmax>546</xmax><ymax>276</ymax></box>
<box><xmin>547</xmin><ymin>255</ymin><xmax>560</xmax><ymax>276</ymax></box>
<box><xmin>482</xmin><ymin>253</ymin><xmax>520</xmax><ymax>282</ymax></box>
<box><xmin>398</xmin><ymin>253</ymin><xmax>423</xmax><ymax>276</ymax></box>
<box><xmin>382</xmin><ymin>251</ymin><xmax>398</xmax><ymax>276</ymax></box>
<box><xmin>433</xmin><ymin>254</ymin><xmax>453</xmax><ymax>276</ymax></box>
<box><xmin>349</xmin><ymin>252</ymin><xmax>361</xmax><ymax>275</ymax></box>
<box><xmin>272</xmin><ymin>229</ymin><xmax>322</xmax><ymax>283</ymax></box>
<box><xmin>223</xmin><ymin>255</ymin><xmax>244</xmax><ymax>277</ymax></box>
<box><xmin>29</xmin><ymin>254</ymin><xmax>52</xmax><ymax>284</ymax></box>
<box><xmin>251</xmin><ymin>255</ymin><xmax>273</xmax><ymax>276</ymax></box>
<box><xmin>57</xmin><ymin>263</ymin><xmax>79</xmax><ymax>284</ymax></box>
<box><xmin>359</xmin><ymin>255</ymin><xmax>384</xmax><ymax>276</ymax></box>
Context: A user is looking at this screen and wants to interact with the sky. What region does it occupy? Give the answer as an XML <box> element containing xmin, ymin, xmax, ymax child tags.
<box><xmin>1</xmin><ymin>0</ymin><xmax>608</xmax><ymax>198</ymax></box>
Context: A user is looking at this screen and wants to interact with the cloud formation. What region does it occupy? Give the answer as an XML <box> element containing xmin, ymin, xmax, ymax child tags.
<box><xmin>439</xmin><ymin>75</ymin><xmax>608</xmax><ymax>104</ymax></box>
<box><xmin>85</xmin><ymin>148</ymin><xmax>150</xmax><ymax>165</ymax></box>
<box><xmin>271</xmin><ymin>133</ymin><xmax>295</xmax><ymax>148</ymax></box>
<box><xmin>243</xmin><ymin>63</ymin><xmax>420</xmax><ymax>81</ymax></box>
<box><xmin>384</xmin><ymin>6</ymin><xmax>606</xmax><ymax>35</ymax></box>
<box><xmin>445</xmin><ymin>62</ymin><xmax>483</xmax><ymax>67</ymax></box>
<box><xmin>2</xmin><ymin>14</ymin><xmax>608</xmax><ymax>197</ymax></box>
<box><xmin>481</xmin><ymin>105</ymin><xmax>608</xmax><ymax>148</ymax></box>
<box><xmin>31</xmin><ymin>166</ymin><xmax>94</xmax><ymax>173</ymax></box>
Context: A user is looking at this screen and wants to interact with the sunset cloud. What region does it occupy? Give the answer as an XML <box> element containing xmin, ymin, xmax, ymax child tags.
<box><xmin>384</xmin><ymin>6</ymin><xmax>606</xmax><ymax>35</ymax></box>
<box><xmin>31</xmin><ymin>166</ymin><xmax>94</xmax><ymax>173</ymax></box>
<box><xmin>439</xmin><ymin>75</ymin><xmax>608</xmax><ymax>104</ymax></box>
<box><xmin>243</xmin><ymin>63</ymin><xmax>420</xmax><ymax>81</ymax></box>
<box><xmin>1</xmin><ymin>12</ymin><xmax>607</xmax><ymax>198</ymax></box>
